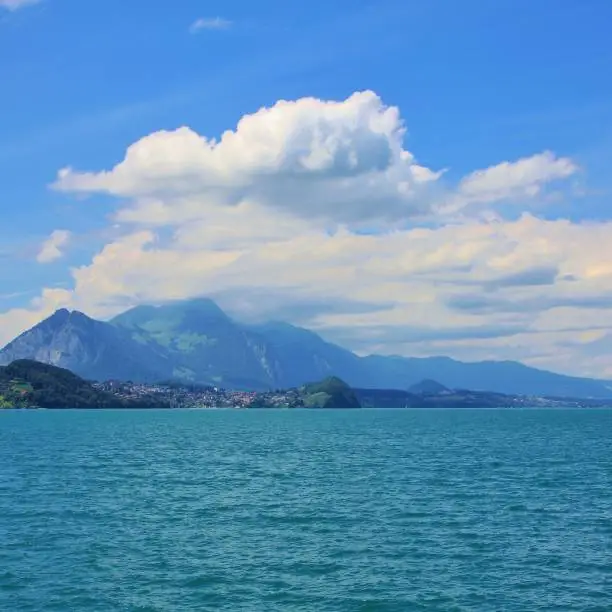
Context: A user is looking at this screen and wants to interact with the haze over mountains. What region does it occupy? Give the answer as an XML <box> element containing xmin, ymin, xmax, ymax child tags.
<box><xmin>0</xmin><ymin>298</ymin><xmax>611</xmax><ymax>399</ymax></box>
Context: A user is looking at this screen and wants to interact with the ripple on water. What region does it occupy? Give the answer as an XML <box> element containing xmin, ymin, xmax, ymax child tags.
<box><xmin>0</xmin><ymin>408</ymin><xmax>610</xmax><ymax>611</ymax></box>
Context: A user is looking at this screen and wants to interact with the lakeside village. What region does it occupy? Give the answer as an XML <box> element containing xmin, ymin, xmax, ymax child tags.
<box><xmin>93</xmin><ymin>380</ymin><xmax>305</xmax><ymax>408</ymax></box>
<box><xmin>91</xmin><ymin>379</ymin><xmax>611</xmax><ymax>410</ymax></box>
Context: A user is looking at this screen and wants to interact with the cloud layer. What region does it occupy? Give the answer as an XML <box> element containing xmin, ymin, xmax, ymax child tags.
<box><xmin>3</xmin><ymin>91</ymin><xmax>607</xmax><ymax>377</ymax></box>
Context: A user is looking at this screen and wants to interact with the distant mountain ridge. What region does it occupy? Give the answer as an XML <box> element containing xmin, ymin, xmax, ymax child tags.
<box><xmin>1</xmin><ymin>298</ymin><xmax>611</xmax><ymax>398</ymax></box>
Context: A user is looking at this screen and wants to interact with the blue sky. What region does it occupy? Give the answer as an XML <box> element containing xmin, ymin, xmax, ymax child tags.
<box><xmin>2</xmin><ymin>0</ymin><xmax>612</xmax><ymax>376</ymax></box>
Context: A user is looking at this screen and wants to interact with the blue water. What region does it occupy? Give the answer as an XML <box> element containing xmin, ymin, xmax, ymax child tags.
<box><xmin>0</xmin><ymin>409</ymin><xmax>610</xmax><ymax>611</ymax></box>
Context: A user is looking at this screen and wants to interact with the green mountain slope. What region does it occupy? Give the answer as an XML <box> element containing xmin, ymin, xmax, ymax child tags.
<box><xmin>0</xmin><ymin>360</ymin><xmax>127</xmax><ymax>408</ymax></box>
<box><xmin>301</xmin><ymin>376</ymin><xmax>361</xmax><ymax>408</ymax></box>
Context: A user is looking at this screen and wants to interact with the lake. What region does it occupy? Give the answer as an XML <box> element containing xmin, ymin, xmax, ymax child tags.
<box><xmin>0</xmin><ymin>408</ymin><xmax>610</xmax><ymax>611</ymax></box>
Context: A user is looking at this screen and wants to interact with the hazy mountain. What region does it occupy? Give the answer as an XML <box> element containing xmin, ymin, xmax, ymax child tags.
<box><xmin>110</xmin><ymin>299</ymin><xmax>281</xmax><ymax>389</ymax></box>
<box><xmin>1</xmin><ymin>298</ymin><xmax>611</xmax><ymax>398</ymax></box>
<box><xmin>360</xmin><ymin>355</ymin><xmax>612</xmax><ymax>398</ymax></box>
<box><xmin>246</xmin><ymin>321</ymin><xmax>365</xmax><ymax>388</ymax></box>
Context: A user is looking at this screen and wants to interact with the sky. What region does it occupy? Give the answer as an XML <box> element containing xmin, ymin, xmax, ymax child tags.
<box><xmin>2</xmin><ymin>0</ymin><xmax>612</xmax><ymax>378</ymax></box>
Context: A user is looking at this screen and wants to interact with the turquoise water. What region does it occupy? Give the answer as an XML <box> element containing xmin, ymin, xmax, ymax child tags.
<box><xmin>0</xmin><ymin>409</ymin><xmax>610</xmax><ymax>611</ymax></box>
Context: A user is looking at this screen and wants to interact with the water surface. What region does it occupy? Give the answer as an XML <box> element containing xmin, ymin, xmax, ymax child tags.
<box><xmin>1</xmin><ymin>409</ymin><xmax>610</xmax><ymax>611</ymax></box>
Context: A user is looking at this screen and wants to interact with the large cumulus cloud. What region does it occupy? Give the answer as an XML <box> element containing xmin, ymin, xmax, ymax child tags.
<box><xmin>53</xmin><ymin>91</ymin><xmax>445</xmax><ymax>225</ymax></box>
<box><xmin>53</xmin><ymin>91</ymin><xmax>574</xmax><ymax>227</ymax></box>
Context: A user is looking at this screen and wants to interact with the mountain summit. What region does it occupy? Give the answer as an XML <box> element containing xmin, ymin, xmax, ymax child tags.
<box><xmin>0</xmin><ymin>308</ymin><xmax>171</xmax><ymax>383</ymax></box>
<box><xmin>1</xmin><ymin>299</ymin><xmax>611</xmax><ymax>398</ymax></box>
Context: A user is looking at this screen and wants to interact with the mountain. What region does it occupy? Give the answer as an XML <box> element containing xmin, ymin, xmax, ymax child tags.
<box><xmin>360</xmin><ymin>355</ymin><xmax>612</xmax><ymax>398</ymax></box>
<box><xmin>407</xmin><ymin>379</ymin><xmax>450</xmax><ymax>395</ymax></box>
<box><xmin>0</xmin><ymin>308</ymin><xmax>171</xmax><ymax>383</ymax></box>
<box><xmin>111</xmin><ymin>300</ymin><xmax>365</xmax><ymax>389</ymax></box>
<box><xmin>111</xmin><ymin>299</ymin><xmax>280</xmax><ymax>389</ymax></box>
<box><xmin>353</xmin><ymin>386</ymin><xmax>612</xmax><ymax>409</ymax></box>
<box><xmin>0</xmin><ymin>360</ymin><xmax>157</xmax><ymax>408</ymax></box>
<box><xmin>301</xmin><ymin>376</ymin><xmax>361</xmax><ymax>408</ymax></box>
<box><xmin>1</xmin><ymin>298</ymin><xmax>612</xmax><ymax>398</ymax></box>
<box><xmin>246</xmin><ymin>321</ymin><xmax>365</xmax><ymax>388</ymax></box>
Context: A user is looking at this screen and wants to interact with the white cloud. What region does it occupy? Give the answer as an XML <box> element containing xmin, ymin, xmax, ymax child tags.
<box><xmin>458</xmin><ymin>150</ymin><xmax>577</xmax><ymax>202</ymax></box>
<box><xmin>36</xmin><ymin>230</ymin><xmax>71</xmax><ymax>264</ymax></box>
<box><xmin>52</xmin><ymin>91</ymin><xmax>444</xmax><ymax>227</ymax></box>
<box><xmin>439</xmin><ymin>151</ymin><xmax>578</xmax><ymax>215</ymax></box>
<box><xmin>52</xmin><ymin>91</ymin><xmax>576</xmax><ymax>229</ymax></box>
<box><xmin>2</xmin><ymin>91</ymin><xmax>604</xmax><ymax>376</ymax></box>
<box><xmin>0</xmin><ymin>0</ymin><xmax>40</xmax><ymax>9</ymax></box>
<box><xmin>189</xmin><ymin>17</ymin><xmax>232</xmax><ymax>33</ymax></box>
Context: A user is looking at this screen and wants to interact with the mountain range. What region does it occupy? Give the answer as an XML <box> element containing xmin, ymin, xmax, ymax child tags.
<box><xmin>1</xmin><ymin>297</ymin><xmax>611</xmax><ymax>398</ymax></box>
